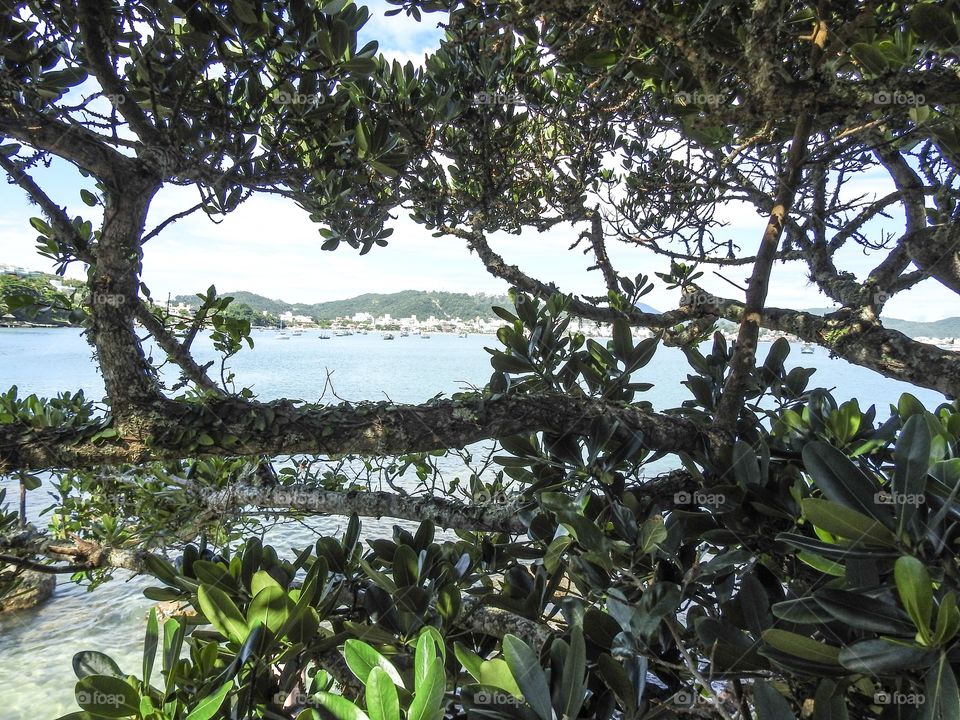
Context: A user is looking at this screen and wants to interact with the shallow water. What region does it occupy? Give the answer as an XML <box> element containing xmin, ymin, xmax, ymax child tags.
<box><xmin>0</xmin><ymin>327</ymin><xmax>948</xmax><ymax>717</ymax></box>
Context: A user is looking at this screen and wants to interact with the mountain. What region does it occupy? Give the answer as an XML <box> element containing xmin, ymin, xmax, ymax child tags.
<box><xmin>173</xmin><ymin>289</ymin><xmax>513</xmax><ymax>321</ymax></box>
<box><xmin>803</xmin><ymin>308</ymin><xmax>960</xmax><ymax>339</ymax></box>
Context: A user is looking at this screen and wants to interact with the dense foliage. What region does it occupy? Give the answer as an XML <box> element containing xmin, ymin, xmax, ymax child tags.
<box><xmin>1</xmin><ymin>1</ymin><xmax>959</xmax><ymax>719</ymax></box>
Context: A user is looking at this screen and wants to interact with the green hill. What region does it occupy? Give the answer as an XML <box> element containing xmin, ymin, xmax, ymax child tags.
<box><xmin>803</xmin><ymin>308</ymin><xmax>960</xmax><ymax>339</ymax></box>
<box><xmin>173</xmin><ymin>289</ymin><xmax>512</xmax><ymax>321</ymax></box>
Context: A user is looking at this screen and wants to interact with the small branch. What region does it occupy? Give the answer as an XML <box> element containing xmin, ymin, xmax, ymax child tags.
<box><xmin>197</xmin><ymin>483</ymin><xmax>528</xmax><ymax>534</ymax></box>
<box><xmin>715</xmin><ymin>111</ymin><xmax>814</xmax><ymax>429</ymax></box>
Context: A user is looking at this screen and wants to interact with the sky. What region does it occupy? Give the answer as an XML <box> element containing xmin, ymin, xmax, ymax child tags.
<box><xmin>1</xmin><ymin>1</ymin><xmax>959</xmax><ymax>322</ymax></box>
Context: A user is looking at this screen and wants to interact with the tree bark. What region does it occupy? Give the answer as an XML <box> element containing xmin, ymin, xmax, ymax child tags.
<box><xmin>0</xmin><ymin>393</ymin><xmax>726</xmax><ymax>473</ymax></box>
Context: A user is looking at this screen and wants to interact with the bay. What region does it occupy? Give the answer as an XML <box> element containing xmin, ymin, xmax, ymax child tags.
<box><xmin>0</xmin><ymin>327</ymin><xmax>948</xmax><ymax>717</ymax></box>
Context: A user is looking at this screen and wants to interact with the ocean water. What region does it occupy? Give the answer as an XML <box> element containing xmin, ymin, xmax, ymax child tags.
<box><xmin>0</xmin><ymin>327</ymin><xmax>948</xmax><ymax>717</ymax></box>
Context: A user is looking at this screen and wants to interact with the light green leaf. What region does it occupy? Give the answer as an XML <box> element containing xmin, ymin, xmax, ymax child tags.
<box><xmin>316</xmin><ymin>691</ymin><xmax>371</xmax><ymax>720</ymax></box>
<box><xmin>365</xmin><ymin>667</ymin><xmax>400</xmax><ymax>720</ymax></box>
<box><xmin>185</xmin><ymin>682</ymin><xmax>232</xmax><ymax>720</ymax></box>
<box><xmin>197</xmin><ymin>585</ymin><xmax>249</xmax><ymax>644</ymax></box>
<box><xmin>408</xmin><ymin>657</ymin><xmax>445</xmax><ymax>720</ymax></box>
<box><xmin>344</xmin><ymin>639</ymin><xmax>404</xmax><ymax>688</ymax></box>
<box><xmin>801</xmin><ymin>498</ymin><xmax>898</xmax><ymax>547</ymax></box>
<box><xmin>896</xmin><ymin>556</ymin><xmax>934</xmax><ymax>643</ymax></box>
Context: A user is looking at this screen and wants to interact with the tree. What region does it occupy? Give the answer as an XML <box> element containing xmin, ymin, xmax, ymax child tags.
<box><xmin>1</xmin><ymin>1</ymin><xmax>960</xmax><ymax>719</ymax></box>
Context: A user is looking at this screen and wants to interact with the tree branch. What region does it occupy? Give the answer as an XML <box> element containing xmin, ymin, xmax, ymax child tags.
<box><xmin>197</xmin><ymin>483</ymin><xmax>528</xmax><ymax>534</ymax></box>
<box><xmin>0</xmin><ymin>393</ymin><xmax>726</xmax><ymax>473</ymax></box>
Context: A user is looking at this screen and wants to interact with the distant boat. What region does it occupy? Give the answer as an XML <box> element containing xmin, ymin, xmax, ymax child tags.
<box><xmin>383</xmin><ymin>332</ymin><xmax>395</xmax><ymax>340</ymax></box>
<box><xmin>458</xmin><ymin>332</ymin><xmax>468</xmax><ymax>338</ymax></box>
<box><xmin>277</xmin><ymin>333</ymin><xmax>290</xmax><ymax>340</ymax></box>
<box><xmin>292</xmin><ymin>329</ymin><xmax>303</xmax><ymax>336</ymax></box>
<box><xmin>801</xmin><ymin>343</ymin><xmax>814</xmax><ymax>354</ymax></box>
<box><xmin>318</xmin><ymin>332</ymin><xmax>331</xmax><ymax>339</ymax></box>
<box><xmin>420</xmin><ymin>332</ymin><xmax>431</xmax><ymax>339</ymax></box>
<box><xmin>400</xmin><ymin>330</ymin><xmax>409</xmax><ymax>337</ymax></box>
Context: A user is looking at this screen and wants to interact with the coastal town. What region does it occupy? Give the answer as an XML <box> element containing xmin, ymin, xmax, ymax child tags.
<box><xmin>4</xmin><ymin>263</ymin><xmax>960</xmax><ymax>349</ymax></box>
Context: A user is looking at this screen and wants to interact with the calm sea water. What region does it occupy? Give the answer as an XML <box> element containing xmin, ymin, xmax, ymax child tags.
<box><xmin>0</xmin><ymin>327</ymin><xmax>948</xmax><ymax>717</ymax></box>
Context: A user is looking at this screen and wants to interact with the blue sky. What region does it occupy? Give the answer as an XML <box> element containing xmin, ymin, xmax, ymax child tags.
<box><xmin>2</xmin><ymin>1</ymin><xmax>959</xmax><ymax>322</ymax></box>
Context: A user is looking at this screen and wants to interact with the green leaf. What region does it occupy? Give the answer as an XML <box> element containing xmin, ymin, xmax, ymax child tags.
<box><xmin>73</xmin><ymin>651</ymin><xmax>124</xmax><ymax>680</ymax></box>
<box><xmin>777</xmin><ymin>532</ymin><xmax>899</xmax><ymax>560</ymax></box>
<box><xmin>559</xmin><ymin>624</ymin><xmax>587</xmax><ymax>719</ymax></box>
<box><xmin>922</xmin><ymin>653</ymin><xmax>960</xmax><ymax>720</ymax></box>
<box><xmin>753</xmin><ymin>680</ymin><xmax>795</xmax><ymax>719</ymax></box>
<box><xmin>408</xmin><ymin>657</ymin><xmax>445</xmax><ymax>720</ymax></box>
<box><xmin>597</xmin><ymin>654</ymin><xmax>638</xmax><ymax>715</ymax></box>
<box><xmin>894</xmin><ymin>414</ymin><xmax>931</xmax><ymax>534</ymax></box>
<box><xmin>801</xmin><ymin>498</ymin><xmax>898</xmax><ymax>547</ymax></box>
<box><xmin>732</xmin><ymin>441</ymin><xmax>761</xmax><ymax>486</ymax></box>
<box><xmin>802</xmin><ymin>442</ymin><xmax>887</xmax><ymax>521</ymax></box>
<box><xmin>250</xmin><ymin>569</ymin><xmax>283</xmax><ymax>596</ymax></box>
<box><xmin>813</xmin><ymin>679</ymin><xmax>849</xmax><ymax>720</ymax></box>
<box><xmin>899</xmin><ymin>393</ymin><xmax>927</xmax><ymax>420</ymax></box>
<box><xmin>849</xmin><ymin>43</ymin><xmax>889</xmax><ymax>75</ymax></box>
<box><xmin>771</xmin><ymin>597</ymin><xmax>836</xmax><ymax>625</ymax></box>
<box><xmin>315</xmin><ymin>691</ymin><xmax>370</xmax><ymax>720</ymax></box>
<box><xmin>75</xmin><ymin>675</ymin><xmax>140</xmax><ymax>717</ymax></box>
<box><xmin>814</xmin><ymin>589</ymin><xmax>915</xmax><ymax>635</ymax></box>
<box><xmin>247</xmin><ymin>585</ymin><xmax>292</xmax><ymax>633</ymax></box>
<box><xmin>761</xmin><ymin>629</ymin><xmax>841</xmax><ymax>665</ymax></box>
<box><xmin>611</xmin><ymin>319</ymin><xmax>632</xmax><ymax>361</ymax></box>
<box><xmin>415</xmin><ymin>630</ymin><xmax>441</xmax><ymax>691</ymax></box>
<box><xmin>366</xmin><ymin>667</ymin><xmax>400</xmax><ymax>720</ymax></box>
<box><xmin>368</xmin><ymin>159</ymin><xmax>398</xmax><ymax>177</ymax></box>
<box><xmin>344</xmin><ymin>639</ymin><xmax>404</xmax><ymax>688</ymax></box>
<box><xmin>80</xmin><ymin>188</ymin><xmax>98</xmax><ymax>207</ymax></box>
<box><xmin>344</xmin><ymin>57</ymin><xmax>378</xmax><ymax>74</ymax></box>
<box><xmin>478</xmin><ymin>659</ymin><xmax>523</xmax><ymax>697</ymax></box>
<box><xmin>933</xmin><ymin>593</ymin><xmax>960</xmax><ymax>645</ymax></box>
<box><xmin>896</xmin><ymin>556</ymin><xmax>934</xmax><ymax>643</ymax></box>
<box><xmin>185</xmin><ymin>682</ymin><xmax>232</xmax><ymax>720</ymax></box>
<box><xmin>838</xmin><ymin>639</ymin><xmax>935</xmax><ymax>674</ymax></box>
<box><xmin>503</xmin><ymin>634</ymin><xmax>552</xmax><ymax>720</ymax></box>
<box><xmin>197</xmin><ymin>585</ymin><xmax>249</xmax><ymax>644</ymax></box>
<box><xmin>638</xmin><ymin>516</ymin><xmax>667</xmax><ymax>554</ymax></box>
<box><xmin>143</xmin><ymin>608</ymin><xmax>159</xmax><ymax>685</ymax></box>
<box><xmin>455</xmin><ymin>643</ymin><xmax>484</xmax><ymax>683</ymax></box>
<box><xmin>583</xmin><ymin>50</ymin><xmax>618</xmax><ymax>68</ymax></box>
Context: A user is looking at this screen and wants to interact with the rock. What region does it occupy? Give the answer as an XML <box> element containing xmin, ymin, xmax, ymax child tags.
<box><xmin>0</xmin><ymin>569</ymin><xmax>56</xmax><ymax>613</ymax></box>
<box><xmin>154</xmin><ymin>599</ymin><xmax>197</xmax><ymax>623</ymax></box>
